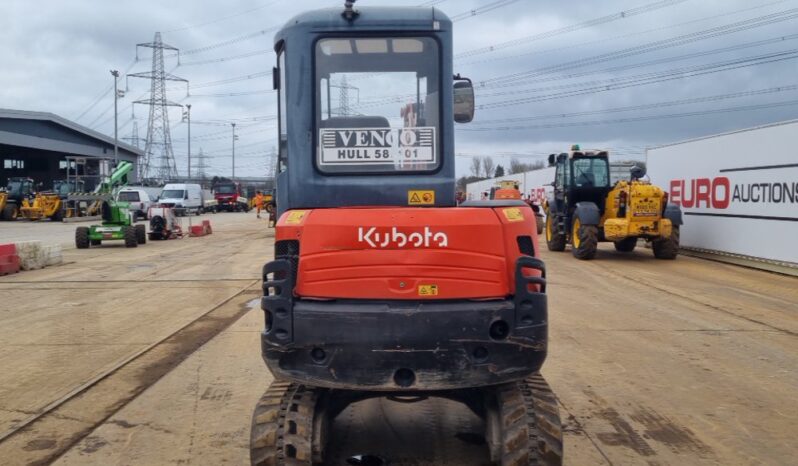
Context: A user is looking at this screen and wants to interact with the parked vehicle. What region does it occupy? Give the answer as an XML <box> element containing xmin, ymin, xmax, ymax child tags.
<box><xmin>116</xmin><ymin>187</ymin><xmax>157</xmax><ymax>219</ymax></box>
<box><xmin>158</xmin><ymin>183</ymin><xmax>203</xmax><ymax>216</ymax></box>
<box><xmin>53</xmin><ymin>179</ymin><xmax>86</xmax><ymax>199</ymax></box>
<box><xmin>212</xmin><ymin>180</ymin><xmax>249</xmax><ymax>212</ymax></box>
<box><xmin>545</xmin><ymin>146</ymin><xmax>682</xmax><ymax>260</ymax></box>
<box><xmin>75</xmin><ymin>161</ymin><xmax>145</xmax><ymax>249</ymax></box>
<box><xmin>0</xmin><ymin>177</ymin><xmax>35</xmax><ymax>221</ymax></box>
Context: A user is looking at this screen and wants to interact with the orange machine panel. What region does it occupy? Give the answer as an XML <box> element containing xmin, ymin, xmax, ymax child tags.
<box><xmin>276</xmin><ymin>206</ymin><xmax>540</xmax><ymax>300</ymax></box>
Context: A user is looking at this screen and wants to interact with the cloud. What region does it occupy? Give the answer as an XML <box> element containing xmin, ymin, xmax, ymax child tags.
<box><xmin>1</xmin><ymin>0</ymin><xmax>796</xmax><ymax>177</ymax></box>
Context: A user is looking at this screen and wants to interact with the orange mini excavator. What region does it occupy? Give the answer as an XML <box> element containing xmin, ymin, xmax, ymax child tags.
<box><xmin>250</xmin><ymin>3</ymin><xmax>563</xmax><ymax>465</ymax></box>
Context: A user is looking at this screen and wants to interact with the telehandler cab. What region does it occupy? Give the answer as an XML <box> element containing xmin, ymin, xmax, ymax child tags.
<box><xmin>251</xmin><ymin>3</ymin><xmax>562</xmax><ymax>465</ymax></box>
<box><xmin>544</xmin><ymin>146</ymin><xmax>682</xmax><ymax>260</ymax></box>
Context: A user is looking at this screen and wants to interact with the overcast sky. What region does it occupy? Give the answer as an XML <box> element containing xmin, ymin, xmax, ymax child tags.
<box><xmin>2</xmin><ymin>0</ymin><xmax>797</xmax><ymax>178</ymax></box>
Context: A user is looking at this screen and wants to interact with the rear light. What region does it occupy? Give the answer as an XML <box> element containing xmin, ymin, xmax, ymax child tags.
<box><xmin>619</xmin><ymin>191</ymin><xmax>628</xmax><ymax>209</ymax></box>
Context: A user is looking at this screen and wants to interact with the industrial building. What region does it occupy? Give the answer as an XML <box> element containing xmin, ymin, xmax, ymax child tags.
<box><xmin>0</xmin><ymin>108</ymin><xmax>142</xmax><ymax>190</ymax></box>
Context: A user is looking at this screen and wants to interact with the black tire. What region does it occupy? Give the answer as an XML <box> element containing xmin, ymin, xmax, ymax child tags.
<box><xmin>571</xmin><ymin>219</ymin><xmax>598</xmax><ymax>260</ymax></box>
<box><xmin>123</xmin><ymin>226</ymin><xmax>138</xmax><ymax>248</ymax></box>
<box><xmin>91</xmin><ymin>239</ymin><xmax>102</xmax><ymax>246</ymax></box>
<box><xmin>250</xmin><ymin>381</ymin><xmax>327</xmax><ymax>466</ymax></box>
<box><xmin>135</xmin><ymin>224</ymin><xmax>147</xmax><ymax>244</ymax></box>
<box><xmin>51</xmin><ymin>208</ymin><xmax>64</xmax><ymax>222</ymax></box>
<box><xmin>486</xmin><ymin>373</ymin><xmax>563</xmax><ymax>466</ymax></box>
<box><xmin>2</xmin><ymin>204</ymin><xmax>19</xmax><ymax>221</ymax></box>
<box><xmin>613</xmin><ymin>237</ymin><xmax>637</xmax><ymax>252</ymax></box>
<box><xmin>653</xmin><ymin>226</ymin><xmax>679</xmax><ymax>259</ymax></box>
<box><xmin>545</xmin><ymin>215</ymin><xmax>566</xmax><ymax>252</ymax></box>
<box><xmin>75</xmin><ymin>227</ymin><xmax>90</xmax><ymax>249</ymax></box>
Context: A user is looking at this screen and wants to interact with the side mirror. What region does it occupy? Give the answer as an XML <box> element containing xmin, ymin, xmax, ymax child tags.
<box><xmin>548</xmin><ymin>154</ymin><xmax>555</xmax><ymax>166</ymax></box>
<box><xmin>453</xmin><ymin>76</ymin><xmax>474</xmax><ymax>123</ymax></box>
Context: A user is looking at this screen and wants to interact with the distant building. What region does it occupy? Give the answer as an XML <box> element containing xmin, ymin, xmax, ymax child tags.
<box><xmin>0</xmin><ymin>108</ymin><xmax>143</xmax><ymax>190</ymax></box>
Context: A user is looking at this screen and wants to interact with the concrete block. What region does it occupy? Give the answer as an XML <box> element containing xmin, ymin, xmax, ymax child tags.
<box><xmin>15</xmin><ymin>241</ymin><xmax>46</xmax><ymax>271</ymax></box>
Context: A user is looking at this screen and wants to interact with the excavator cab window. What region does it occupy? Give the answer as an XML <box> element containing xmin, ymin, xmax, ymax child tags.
<box><xmin>314</xmin><ymin>37</ymin><xmax>440</xmax><ymax>174</ymax></box>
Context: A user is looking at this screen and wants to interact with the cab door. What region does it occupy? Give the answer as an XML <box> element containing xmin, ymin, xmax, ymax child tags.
<box><xmin>552</xmin><ymin>155</ymin><xmax>568</xmax><ymax>215</ymax></box>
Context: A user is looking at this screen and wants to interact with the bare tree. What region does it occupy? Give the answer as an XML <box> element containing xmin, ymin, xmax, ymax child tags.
<box><xmin>482</xmin><ymin>156</ymin><xmax>495</xmax><ymax>179</ymax></box>
<box><xmin>510</xmin><ymin>158</ymin><xmax>546</xmax><ymax>174</ymax></box>
<box><xmin>470</xmin><ymin>157</ymin><xmax>482</xmax><ymax>177</ymax></box>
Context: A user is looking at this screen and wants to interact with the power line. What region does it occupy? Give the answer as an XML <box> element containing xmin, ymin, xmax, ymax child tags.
<box><xmin>456</xmin><ymin>0</ymin><xmax>690</xmax><ymax>59</ymax></box>
<box><xmin>477</xmin><ymin>49</ymin><xmax>798</xmax><ymax>109</ymax></box>
<box><xmin>460</xmin><ymin>99</ymin><xmax>798</xmax><ymax>131</ymax></box>
<box><xmin>163</xmin><ymin>1</ymin><xmax>281</xmax><ymax>34</ymax></box>
<box><xmin>469</xmin><ymin>84</ymin><xmax>798</xmax><ymax>125</ymax></box>
<box><xmin>481</xmin><ymin>6</ymin><xmax>798</xmax><ymax>87</ymax></box>
<box><xmin>477</xmin><ymin>33</ymin><xmax>798</xmax><ymax>95</ymax></box>
<box><xmin>457</xmin><ymin>0</ymin><xmax>793</xmax><ymax>67</ymax></box>
<box><xmin>449</xmin><ymin>0</ymin><xmax>523</xmax><ymax>22</ymax></box>
<box><xmin>73</xmin><ymin>58</ymin><xmax>138</xmax><ymax>122</ymax></box>
<box><xmin>179</xmin><ymin>48</ymin><xmax>274</xmax><ymax>67</ymax></box>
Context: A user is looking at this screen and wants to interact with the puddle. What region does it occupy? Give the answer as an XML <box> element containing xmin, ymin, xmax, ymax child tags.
<box><xmin>347</xmin><ymin>454</ymin><xmax>386</xmax><ymax>466</ymax></box>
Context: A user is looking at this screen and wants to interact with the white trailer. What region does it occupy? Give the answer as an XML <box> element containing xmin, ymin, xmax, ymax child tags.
<box><xmin>466</xmin><ymin>167</ymin><xmax>555</xmax><ymax>205</ymax></box>
<box><xmin>647</xmin><ymin>119</ymin><xmax>798</xmax><ymax>268</ymax></box>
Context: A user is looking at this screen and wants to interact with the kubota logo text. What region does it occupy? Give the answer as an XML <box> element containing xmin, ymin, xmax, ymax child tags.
<box><xmin>358</xmin><ymin>227</ymin><xmax>449</xmax><ymax>248</ymax></box>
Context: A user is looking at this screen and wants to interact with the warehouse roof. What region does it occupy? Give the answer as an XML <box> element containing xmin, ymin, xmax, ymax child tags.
<box><xmin>0</xmin><ymin>108</ymin><xmax>144</xmax><ymax>158</ymax></box>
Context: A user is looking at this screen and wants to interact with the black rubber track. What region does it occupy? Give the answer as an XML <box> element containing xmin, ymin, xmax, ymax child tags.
<box><xmin>653</xmin><ymin>226</ymin><xmax>680</xmax><ymax>260</ymax></box>
<box><xmin>251</xmin><ymin>381</ymin><xmax>324</xmax><ymax>466</ymax></box>
<box><xmin>613</xmin><ymin>237</ymin><xmax>637</xmax><ymax>252</ymax></box>
<box><xmin>572</xmin><ymin>225</ymin><xmax>598</xmax><ymax>260</ymax></box>
<box><xmin>494</xmin><ymin>374</ymin><xmax>563</xmax><ymax>466</ymax></box>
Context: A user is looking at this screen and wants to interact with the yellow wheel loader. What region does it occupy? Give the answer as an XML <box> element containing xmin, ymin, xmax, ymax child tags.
<box><xmin>544</xmin><ymin>146</ymin><xmax>682</xmax><ymax>260</ymax></box>
<box><xmin>20</xmin><ymin>192</ymin><xmax>64</xmax><ymax>221</ymax></box>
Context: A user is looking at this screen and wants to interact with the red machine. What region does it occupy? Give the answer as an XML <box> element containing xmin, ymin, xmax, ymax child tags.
<box><xmin>212</xmin><ymin>180</ymin><xmax>249</xmax><ymax>212</ymax></box>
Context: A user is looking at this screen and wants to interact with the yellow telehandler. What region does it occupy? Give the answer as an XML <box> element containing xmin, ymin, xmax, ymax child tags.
<box><xmin>544</xmin><ymin>146</ymin><xmax>682</xmax><ymax>260</ymax></box>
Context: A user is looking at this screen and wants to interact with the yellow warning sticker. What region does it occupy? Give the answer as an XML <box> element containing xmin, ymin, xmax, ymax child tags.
<box><xmin>502</xmin><ymin>208</ymin><xmax>525</xmax><ymax>222</ymax></box>
<box><xmin>408</xmin><ymin>190</ymin><xmax>435</xmax><ymax>205</ymax></box>
<box><xmin>418</xmin><ymin>284</ymin><xmax>439</xmax><ymax>296</ymax></box>
<box><xmin>284</xmin><ymin>210</ymin><xmax>309</xmax><ymax>225</ymax></box>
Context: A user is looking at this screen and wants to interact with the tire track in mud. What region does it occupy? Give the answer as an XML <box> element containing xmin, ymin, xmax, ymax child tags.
<box><xmin>0</xmin><ymin>281</ymin><xmax>259</xmax><ymax>466</ymax></box>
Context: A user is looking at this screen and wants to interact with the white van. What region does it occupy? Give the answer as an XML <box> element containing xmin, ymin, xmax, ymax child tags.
<box><xmin>158</xmin><ymin>183</ymin><xmax>204</xmax><ymax>215</ymax></box>
<box><xmin>117</xmin><ymin>187</ymin><xmax>157</xmax><ymax>219</ymax></box>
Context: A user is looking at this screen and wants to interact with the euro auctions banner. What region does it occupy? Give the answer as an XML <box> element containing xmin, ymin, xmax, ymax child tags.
<box><xmin>648</xmin><ymin>120</ymin><xmax>798</xmax><ymax>265</ymax></box>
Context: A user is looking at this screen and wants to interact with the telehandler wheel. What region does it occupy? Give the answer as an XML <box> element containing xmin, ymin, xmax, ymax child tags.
<box><xmin>486</xmin><ymin>373</ymin><xmax>563</xmax><ymax>466</ymax></box>
<box><xmin>2</xmin><ymin>204</ymin><xmax>19</xmax><ymax>221</ymax></box>
<box><xmin>135</xmin><ymin>224</ymin><xmax>147</xmax><ymax>244</ymax></box>
<box><xmin>613</xmin><ymin>237</ymin><xmax>637</xmax><ymax>252</ymax></box>
<box><xmin>571</xmin><ymin>218</ymin><xmax>598</xmax><ymax>260</ymax></box>
<box><xmin>652</xmin><ymin>226</ymin><xmax>679</xmax><ymax>260</ymax></box>
<box><xmin>75</xmin><ymin>227</ymin><xmax>90</xmax><ymax>249</ymax></box>
<box><xmin>545</xmin><ymin>215</ymin><xmax>566</xmax><ymax>252</ymax></box>
<box><xmin>250</xmin><ymin>381</ymin><xmax>329</xmax><ymax>466</ymax></box>
<box><xmin>123</xmin><ymin>226</ymin><xmax>138</xmax><ymax>248</ymax></box>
